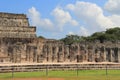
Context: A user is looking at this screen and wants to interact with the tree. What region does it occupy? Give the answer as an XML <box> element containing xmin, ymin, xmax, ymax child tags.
<box><xmin>87</xmin><ymin>27</ymin><xmax>120</xmax><ymax>42</ymax></box>
<box><xmin>38</xmin><ymin>36</ymin><xmax>46</xmax><ymax>39</ymax></box>
<box><xmin>91</xmin><ymin>32</ymin><xmax>106</xmax><ymax>43</ymax></box>
<box><xmin>106</xmin><ymin>27</ymin><xmax>120</xmax><ymax>40</ymax></box>
<box><xmin>60</xmin><ymin>35</ymin><xmax>81</xmax><ymax>45</ymax></box>
<box><xmin>60</xmin><ymin>27</ymin><xmax>120</xmax><ymax>44</ymax></box>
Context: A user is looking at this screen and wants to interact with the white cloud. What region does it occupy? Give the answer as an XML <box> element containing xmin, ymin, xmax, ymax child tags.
<box><xmin>66</xmin><ymin>1</ymin><xmax>118</xmax><ymax>34</ymax></box>
<box><xmin>28</xmin><ymin>7</ymin><xmax>78</xmax><ymax>32</ymax></box>
<box><xmin>66</xmin><ymin>4</ymin><xmax>75</xmax><ymax>11</ymax></box>
<box><xmin>104</xmin><ymin>0</ymin><xmax>120</xmax><ymax>14</ymax></box>
<box><xmin>28</xmin><ymin>7</ymin><xmax>54</xmax><ymax>31</ymax></box>
<box><xmin>52</xmin><ymin>7</ymin><xmax>78</xmax><ymax>31</ymax></box>
<box><xmin>79</xmin><ymin>27</ymin><xmax>89</xmax><ymax>36</ymax></box>
<box><xmin>108</xmin><ymin>15</ymin><xmax>120</xmax><ymax>26</ymax></box>
<box><xmin>68</xmin><ymin>31</ymin><xmax>75</xmax><ymax>35</ymax></box>
<box><xmin>27</xmin><ymin>1</ymin><xmax>120</xmax><ymax>39</ymax></box>
<box><xmin>68</xmin><ymin>26</ymin><xmax>89</xmax><ymax>37</ymax></box>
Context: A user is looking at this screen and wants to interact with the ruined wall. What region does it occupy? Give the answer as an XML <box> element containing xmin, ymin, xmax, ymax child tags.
<box><xmin>0</xmin><ymin>12</ymin><xmax>36</xmax><ymax>38</ymax></box>
<box><xmin>34</xmin><ymin>40</ymin><xmax>120</xmax><ymax>63</ymax></box>
<box><xmin>0</xmin><ymin>12</ymin><xmax>36</xmax><ymax>63</ymax></box>
<box><xmin>0</xmin><ymin>37</ymin><xmax>120</xmax><ymax>63</ymax></box>
<box><xmin>0</xmin><ymin>12</ymin><xmax>29</xmax><ymax>27</ymax></box>
<box><xmin>0</xmin><ymin>12</ymin><xmax>120</xmax><ymax>63</ymax></box>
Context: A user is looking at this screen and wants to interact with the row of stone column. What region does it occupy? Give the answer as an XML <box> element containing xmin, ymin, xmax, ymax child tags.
<box><xmin>7</xmin><ymin>41</ymin><xmax>120</xmax><ymax>63</ymax></box>
<box><xmin>38</xmin><ymin>43</ymin><xmax>120</xmax><ymax>63</ymax></box>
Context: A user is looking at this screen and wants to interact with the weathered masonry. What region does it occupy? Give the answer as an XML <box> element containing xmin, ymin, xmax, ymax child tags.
<box><xmin>0</xmin><ymin>13</ymin><xmax>36</xmax><ymax>38</ymax></box>
<box><xmin>0</xmin><ymin>12</ymin><xmax>120</xmax><ymax>63</ymax></box>
<box><xmin>39</xmin><ymin>41</ymin><xmax>120</xmax><ymax>63</ymax></box>
<box><xmin>0</xmin><ymin>12</ymin><xmax>36</xmax><ymax>63</ymax></box>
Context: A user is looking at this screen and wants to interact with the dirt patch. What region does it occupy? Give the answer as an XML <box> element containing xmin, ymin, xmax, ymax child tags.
<box><xmin>11</xmin><ymin>78</ymin><xmax>65</xmax><ymax>80</ymax></box>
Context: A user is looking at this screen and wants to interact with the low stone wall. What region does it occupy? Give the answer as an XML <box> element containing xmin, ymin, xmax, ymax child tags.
<box><xmin>0</xmin><ymin>63</ymin><xmax>120</xmax><ymax>73</ymax></box>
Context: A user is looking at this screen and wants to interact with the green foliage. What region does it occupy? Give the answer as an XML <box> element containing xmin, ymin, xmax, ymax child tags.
<box><xmin>90</xmin><ymin>27</ymin><xmax>120</xmax><ymax>42</ymax></box>
<box><xmin>38</xmin><ymin>36</ymin><xmax>46</xmax><ymax>39</ymax></box>
<box><xmin>60</xmin><ymin>35</ymin><xmax>85</xmax><ymax>45</ymax></box>
<box><xmin>106</xmin><ymin>27</ymin><xmax>120</xmax><ymax>40</ymax></box>
<box><xmin>61</xmin><ymin>27</ymin><xmax>120</xmax><ymax>44</ymax></box>
<box><xmin>90</xmin><ymin>32</ymin><xmax>106</xmax><ymax>42</ymax></box>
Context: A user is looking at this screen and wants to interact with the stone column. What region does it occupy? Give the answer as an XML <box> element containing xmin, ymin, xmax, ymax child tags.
<box><xmin>118</xmin><ymin>48</ymin><xmax>120</xmax><ymax>62</ymax></box>
<box><xmin>50</xmin><ymin>45</ymin><xmax>53</xmax><ymax>62</ymax></box>
<box><xmin>12</xmin><ymin>48</ymin><xmax>16</xmax><ymax>63</ymax></box>
<box><xmin>88</xmin><ymin>49</ymin><xmax>94</xmax><ymax>62</ymax></box>
<box><xmin>70</xmin><ymin>45</ymin><xmax>76</xmax><ymax>62</ymax></box>
<box><xmin>85</xmin><ymin>49</ymin><xmax>88</xmax><ymax>62</ymax></box>
<box><xmin>26</xmin><ymin>47</ymin><xmax>29</xmax><ymax>62</ymax></box>
<box><xmin>55</xmin><ymin>46</ymin><xmax>59</xmax><ymax>62</ymax></box>
<box><xmin>69</xmin><ymin>46</ymin><xmax>72</xmax><ymax>62</ymax></box>
<box><xmin>64</xmin><ymin>46</ymin><xmax>69</xmax><ymax>62</ymax></box>
<box><xmin>52</xmin><ymin>46</ymin><xmax>58</xmax><ymax>62</ymax></box>
<box><xmin>114</xmin><ymin>47</ymin><xmax>119</xmax><ymax>62</ymax></box>
<box><xmin>16</xmin><ymin>48</ymin><xmax>21</xmax><ymax>63</ymax></box>
<box><xmin>30</xmin><ymin>48</ymin><xmax>33</xmax><ymax>62</ymax></box>
<box><xmin>62</xmin><ymin>45</ymin><xmax>64</xmax><ymax>62</ymax></box>
<box><xmin>33</xmin><ymin>48</ymin><xmax>37</xmax><ymax>62</ymax></box>
<box><xmin>110</xmin><ymin>48</ymin><xmax>115</xmax><ymax>62</ymax></box>
<box><xmin>58</xmin><ymin>45</ymin><xmax>64</xmax><ymax>62</ymax></box>
<box><xmin>52</xmin><ymin>47</ymin><xmax>55</xmax><ymax>62</ymax></box>
<box><xmin>109</xmin><ymin>48</ymin><xmax>113</xmax><ymax>62</ymax></box>
<box><xmin>92</xmin><ymin>48</ymin><xmax>95</xmax><ymax>62</ymax></box>
<box><xmin>103</xmin><ymin>47</ymin><xmax>106</xmax><ymax>62</ymax></box>
<box><xmin>77</xmin><ymin>44</ymin><xmax>80</xmax><ymax>62</ymax></box>
<box><xmin>44</xmin><ymin>45</ymin><xmax>48</xmax><ymax>62</ymax></box>
<box><xmin>79</xmin><ymin>46</ymin><xmax>85</xmax><ymax>62</ymax></box>
<box><xmin>106</xmin><ymin>48</ymin><xmax>110</xmax><ymax>62</ymax></box>
<box><xmin>48</xmin><ymin>44</ymin><xmax>52</xmax><ymax>62</ymax></box>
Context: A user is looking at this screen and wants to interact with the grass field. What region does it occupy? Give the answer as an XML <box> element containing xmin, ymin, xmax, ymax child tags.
<box><xmin>0</xmin><ymin>70</ymin><xmax>120</xmax><ymax>80</ymax></box>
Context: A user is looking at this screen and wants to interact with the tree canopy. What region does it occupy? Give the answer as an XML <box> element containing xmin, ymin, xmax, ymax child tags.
<box><xmin>60</xmin><ymin>27</ymin><xmax>120</xmax><ymax>44</ymax></box>
<box><xmin>90</xmin><ymin>27</ymin><xmax>120</xmax><ymax>42</ymax></box>
<box><xmin>60</xmin><ymin>35</ymin><xmax>82</xmax><ymax>45</ymax></box>
<box><xmin>38</xmin><ymin>35</ymin><xmax>46</xmax><ymax>39</ymax></box>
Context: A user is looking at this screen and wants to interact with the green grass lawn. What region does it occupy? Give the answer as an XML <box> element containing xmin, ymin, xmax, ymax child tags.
<box><xmin>0</xmin><ymin>70</ymin><xmax>120</xmax><ymax>80</ymax></box>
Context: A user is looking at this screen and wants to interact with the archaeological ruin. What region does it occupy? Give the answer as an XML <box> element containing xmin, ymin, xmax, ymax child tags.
<box><xmin>0</xmin><ymin>12</ymin><xmax>120</xmax><ymax>64</ymax></box>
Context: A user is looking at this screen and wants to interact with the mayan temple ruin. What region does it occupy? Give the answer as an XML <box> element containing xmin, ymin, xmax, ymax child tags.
<box><xmin>0</xmin><ymin>12</ymin><xmax>120</xmax><ymax>64</ymax></box>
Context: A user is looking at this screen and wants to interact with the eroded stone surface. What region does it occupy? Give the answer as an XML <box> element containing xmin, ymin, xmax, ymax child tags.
<box><xmin>0</xmin><ymin>12</ymin><xmax>120</xmax><ymax>63</ymax></box>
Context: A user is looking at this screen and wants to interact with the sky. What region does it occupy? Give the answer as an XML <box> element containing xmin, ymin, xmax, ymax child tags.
<box><xmin>0</xmin><ymin>0</ymin><xmax>120</xmax><ymax>39</ymax></box>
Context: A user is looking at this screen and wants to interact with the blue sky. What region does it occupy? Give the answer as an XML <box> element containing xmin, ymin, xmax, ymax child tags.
<box><xmin>0</xmin><ymin>0</ymin><xmax>120</xmax><ymax>39</ymax></box>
